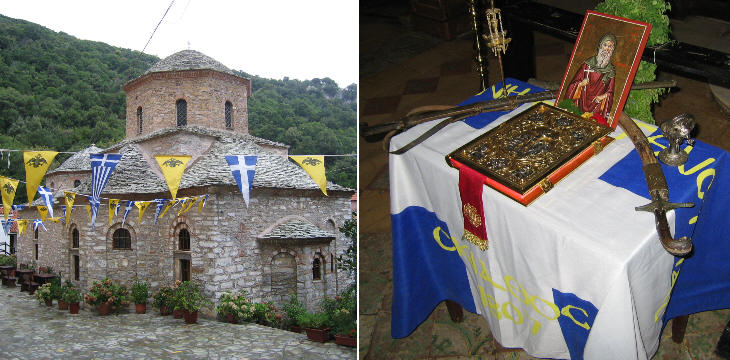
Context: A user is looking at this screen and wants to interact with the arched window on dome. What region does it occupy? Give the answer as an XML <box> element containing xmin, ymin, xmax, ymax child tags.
<box><xmin>176</xmin><ymin>99</ymin><xmax>187</xmax><ymax>127</ymax></box>
<box><xmin>225</xmin><ymin>101</ymin><xmax>233</xmax><ymax>129</ymax></box>
<box><xmin>137</xmin><ymin>106</ymin><xmax>143</xmax><ymax>134</ymax></box>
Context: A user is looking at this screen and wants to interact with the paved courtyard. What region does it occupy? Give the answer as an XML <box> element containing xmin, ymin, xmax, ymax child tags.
<box><xmin>0</xmin><ymin>286</ymin><xmax>355</xmax><ymax>359</ymax></box>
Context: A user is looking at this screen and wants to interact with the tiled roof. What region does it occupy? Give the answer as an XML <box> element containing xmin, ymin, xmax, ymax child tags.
<box><xmin>144</xmin><ymin>50</ymin><xmax>236</xmax><ymax>76</ymax></box>
<box><xmin>259</xmin><ymin>220</ymin><xmax>334</xmax><ymax>240</ymax></box>
<box><xmin>66</xmin><ymin>127</ymin><xmax>351</xmax><ymax>196</ymax></box>
<box><xmin>49</xmin><ymin>145</ymin><xmax>104</xmax><ymax>174</ymax></box>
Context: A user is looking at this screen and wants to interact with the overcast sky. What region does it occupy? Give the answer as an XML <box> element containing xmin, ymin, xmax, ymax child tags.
<box><xmin>1</xmin><ymin>0</ymin><xmax>358</xmax><ymax>87</ymax></box>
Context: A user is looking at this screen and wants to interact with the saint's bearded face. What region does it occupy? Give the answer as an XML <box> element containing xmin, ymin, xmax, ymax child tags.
<box><xmin>597</xmin><ymin>40</ymin><xmax>615</xmax><ymax>68</ymax></box>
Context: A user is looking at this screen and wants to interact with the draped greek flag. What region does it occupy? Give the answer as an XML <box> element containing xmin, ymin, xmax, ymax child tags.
<box><xmin>37</xmin><ymin>186</ymin><xmax>54</xmax><ymax>219</ymax></box>
<box><xmin>33</xmin><ymin>219</ymin><xmax>47</xmax><ymax>232</ymax></box>
<box><xmin>1</xmin><ymin>219</ymin><xmax>13</xmax><ymax>236</ymax></box>
<box><xmin>225</xmin><ymin>155</ymin><xmax>257</xmax><ymax>206</ymax></box>
<box><xmin>122</xmin><ymin>200</ymin><xmax>134</xmax><ymax>228</ymax></box>
<box><xmin>89</xmin><ymin>153</ymin><xmax>122</xmax><ymax>229</ymax></box>
<box><xmin>153</xmin><ymin>198</ymin><xmax>167</xmax><ymax>225</ymax></box>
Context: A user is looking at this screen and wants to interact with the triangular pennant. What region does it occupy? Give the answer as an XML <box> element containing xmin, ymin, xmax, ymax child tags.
<box><xmin>181</xmin><ymin>197</ymin><xmax>197</xmax><ymax>215</ymax></box>
<box><xmin>225</xmin><ymin>155</ymin><xmax>258</xmax><ymax>206</ymax></box>
<box><xmin>23</xmin><ymin>151</ymin><xmax>58</xmax><ymax>203</ymax></box>
<box><xmin>159</xmin><ymin>200</ymin><xmax>176</xmax><ymax>219</ymax></box>
<box><xmin>64</xmin><ymin>192</ymin><xmax>76</xmax><ymax>228</ymax></box>
<box><xmin>290</xmin><ymin>155</ymin><xmax>328</xmax><ymax>196</ymax></box>
<box><xmin>2</xmin><ymin>219</ymin><xmax>14</xmax><ymax>237</ymax></box>
<box><xmin>155</xmin><ymin>155</ymin><xmax>191</xmax><ymax>200</ymax></box>
<box><xmin>0</xmin><ymin>176</ymin><xmax>19</xmax><ymax>221</ymax></box>
<box><xmin>90</xmin><ymin>153</ymin><xmax>122</xmax><ymax>229</ymax></box>
<box><xmin>87</xmin><ymin>196</ymin><xmax>100</xmax><ymax>230</ymax></box>
<box><xmin>85</xmin><ymin>204</ymin><xmax>92</xmax><ymax>224</ymax></box>
<box><xmin>17</xmin><ymin>219</ymin><xmax>28</xmax><ymax>236</ymax></box>
<box><xmin>198</xmin><ymin>195</ymin><xmax>208</xmax><ymax>214</ymax></box>
<box><xmin>122</xmin><ymin>200</ymin><xmax>134</xmax><ymax>228</ymax></box>
<box><xmin>47</xmin><ymin>217</ymin><xmax>62</xmax><ymax>224</ymax></box>
<box><xmin>33</xmin><ymin>219</ymin><xmax>47</xmax><ymax>232</ymax></box>
<box><xmin>108</xmin><ymin>199</ymin><xmax>120</xmax><ymax>225</ymax></box>
<box><xmin>135</xmin><ymin>201</ymin><xmax>151</xmax><ymax>224</ymax></box>
<box><xmin>37</xmin><ymin>185</ymin><xmax>54</xmax><ymax>219</ymax></box>
<box><xmin>37</xmin><ymin>206</ymin><xmax>49</xmax><ymax>222</ymax></box>
<box><xmin>153</xmin><ymin>199</ymin><xmax>167</xmax><ymax>224</ymax></box>
<box><xmin>176</xmin><ymin>198</ymin><xmax>189</xmax><ymax>216</ymax></box>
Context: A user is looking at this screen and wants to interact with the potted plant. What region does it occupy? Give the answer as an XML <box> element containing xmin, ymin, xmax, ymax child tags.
<box><xmin>298</xmin><ymin>311</ymin><xmax>331</xmax><ymax>343</ymax></box>
<box><xmin>85</xmin><ymin>278</ymin><xmax>130</xmax><ymax>315</ymax></box>
<box><xmin>174</xmin><ymin>281</ymin><xmax>209</xmax><ymax>324</ymax></box>
<box><xmin>283</xmin><ymin>294</ymin><xmax>307</xmax><ymax>333</ymax></box>
<box><xmin>171</xmin><ymin>281</ymin><xmax>184</xmax><ymax>318</ymax></box>
<box><xmin>216</xmin><ymin>291</ymin><xmax>245</xmax><ymax>324</ymax></box>
<box><xmin>153</xmin><ymin>286</ymin><xmax>174</xmax><ymax>315</ymax></box>
<box><xmin>55</xmin><ymin>279</ymin><xmax>71</xmax><ymax>310</ymax></box>
<box><xmin>62</xmin><ymin>286</ymin><xmax>82</xmax><ymax>314</ymax></box>
<box><xmin>131</xmin><ymin>279</ymin><xmax>150</xmax><ymax>314</ymax></box>
<box><xmin>331</xmin><ymin>287</ymin><xmax>357</xmax><ymax>347</ymax></box>
<box><xmin>35</xmin><ymin>283</ymin><xmax>53</xmax><ymax>306</ymax></box>
<box><xmin>252</xmin><ymin>301</ymin><xmax>278</xmax><ymax>326</ymax></box>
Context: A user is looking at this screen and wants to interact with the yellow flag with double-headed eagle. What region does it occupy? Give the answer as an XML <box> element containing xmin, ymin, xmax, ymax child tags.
<box><xmin>17</xmin><ymin>219</ymin><xmax>28</xmax><ymax>236</ymax></box>
<box><xmin>155</xmin><ymin>155</ymin><xmax>191</xmax><ymax>200</ymax></box>
<box><xmin>37</xmin><ymin>206</ymin><xmax>49</xmax><ymax>222</ymax></box>
<box><xmin>23</xmin><ymin>151</ymin><xmax>58</xmax><ymax>203</ymax></box>
<box><xmin>0</xmin><ymin>176</ymin><xmax>19</xmax><ymax>221</ymax></box>
<box><xmin>290</xmin><ymin>155</ymin><xmax>327</xmax><ymax>196</ymax></box>
<box><xmin>64</xmin><ymin>192</ymin><xmax>76</xmax><ymax>228</ymax></box>
<box><xmin>108</xmin><ymin>199</ymin><xmax>120</xmax><ymax>225</ymax></box>
<box><xmin>135</xmin><ymin>201</ymin><xmax>152</xmax><ymax>224</ymax></box>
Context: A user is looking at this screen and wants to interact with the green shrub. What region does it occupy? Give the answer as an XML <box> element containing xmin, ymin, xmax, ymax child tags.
<box><xmin>152</xmin><ymin>286</ymin><xmax>174</xmax><ymax>310</ymax></box>
<box><xmin>130</xmin><ymin>279</ymin><xmax>150</xmax><ymax>304</ymax></box>
<box><xmin>62</xmin><ymin>286</ymin><xmax>82</xmax><ymax>303</ymax></box>
<box><xmin>283</xmin><ymin>294</ymin><xmax>307</xmax><ymax>327</ymax></box>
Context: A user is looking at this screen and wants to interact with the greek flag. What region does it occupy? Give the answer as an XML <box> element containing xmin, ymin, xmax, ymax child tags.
<box><xmin>122</xmin><ymin>200</ymin><xmax>134</xmax><ymax>228</ymax></box>
<box><xmin>153</xmin><ymin>198</ymin><xmax>167</xmax><ymax>225</ymax></box>
<box><xmin>37</xmin><ymin>186</ymin><xmax>54</xmax><ymax>219</ymax></box>
<box><xmin>1</xmin><ymin>219</ymin><xmax>13</xmax><ymax>236</ymax></box>
<box><xmin>89</xmin><ymin>153</ymin><xmax>122</xmax><ymax>228</ymax></box>
<box><xmin>33</xmin><ymin>219</ymin><xmax>47</xmax><ymax>232</ymax></box>
<box><xmin>225</xmin><ymin>155</ymin><xmax>257</xmax><ymax>206</ymax></box>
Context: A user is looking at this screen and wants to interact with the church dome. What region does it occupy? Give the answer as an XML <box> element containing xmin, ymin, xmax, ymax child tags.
<box><xmin>144</xmin><ymin>49</ymin><xmax>235</xmax><ymax>76</ymax></box>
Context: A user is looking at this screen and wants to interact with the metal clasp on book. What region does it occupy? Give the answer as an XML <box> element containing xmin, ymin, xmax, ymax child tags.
<box><xmin>592</xmin><ymin>140</ymin><xmax>604</xmax><ymax>154</ymax></box>
<box><xmin>539</xmin><ymin>179</ymin><xmax>554</xmax><ymax>192</ymax></box>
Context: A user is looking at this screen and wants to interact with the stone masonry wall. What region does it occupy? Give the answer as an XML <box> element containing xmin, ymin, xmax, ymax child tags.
<box><xmin>125</xmin><ymin>70</ymin><xmax>249</xmax><ymax>139</ymax></box>
<box><xmin>15</xmin><ymin>187</ymin><xmax>353</xmax><ymax>314</ymax></box>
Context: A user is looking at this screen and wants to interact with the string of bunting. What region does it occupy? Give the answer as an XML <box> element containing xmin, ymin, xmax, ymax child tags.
<box><xmin>0</xmin><ymin>149</ymin><xmax>355</xmax><ymax>236</ymax></box>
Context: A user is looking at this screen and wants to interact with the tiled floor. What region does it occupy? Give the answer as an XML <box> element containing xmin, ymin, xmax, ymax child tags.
<box><xmin>359</xmin><ymin>2</ymin><xmax>730</xmax><ymax>359</ymax></box>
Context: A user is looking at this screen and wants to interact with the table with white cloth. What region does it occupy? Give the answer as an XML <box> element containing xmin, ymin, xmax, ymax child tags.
<box><xmin>389</xmin><ymin>79</ymin><xmax>730</xmax><ymax>360</ymax></box>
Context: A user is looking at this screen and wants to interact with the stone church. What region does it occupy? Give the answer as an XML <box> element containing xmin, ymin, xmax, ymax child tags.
<box><xmin>16</xmin><ymin>50</ymin><xmax>354</xmax><ymax>311</ymax></box>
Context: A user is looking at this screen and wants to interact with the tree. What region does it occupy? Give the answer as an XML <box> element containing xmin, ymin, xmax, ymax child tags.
<box><xmin>338</xmin><ymin>214</ymin><xmax>357</xmax><ymax>280</ymax></box>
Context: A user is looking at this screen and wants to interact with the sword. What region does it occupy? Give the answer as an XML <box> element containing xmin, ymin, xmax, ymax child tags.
<box><xmin>617</xmin><ymin>112</ymin><xmax>694</xmax><ymax>256</ymax></box>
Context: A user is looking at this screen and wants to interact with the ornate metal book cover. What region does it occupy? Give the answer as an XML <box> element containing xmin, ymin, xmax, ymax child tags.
<box><xmin>447</xmin><ymin>103</ymin><xmax>612</xmax><ymax>201</ymax></box>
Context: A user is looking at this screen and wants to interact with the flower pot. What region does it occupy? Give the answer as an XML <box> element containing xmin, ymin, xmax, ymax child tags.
<box><xmin>58</xmin><ymin>300</ymin><xmax>69</xmax><ymax>310</ymax></box>
<box><xmin>69</xmin><ymin>302</ymin><xmax>80</xmax><ymax>314</ymax></box>
<box><xmin>135</xmin><ymin>303</ymin><xmax>147</xmax><ymax>314</ymax></box>
<box><xmin>334</xmin><ymin>334</ymin><xmax>356</xmax><ymax>347</ymax></box>
<box><xmin>160</xmin><ymin>305</ymin><xmax>172</xmax><ymax>316</ymax></box>
<box><xmin>98</xmin><ymin>302</ymin><xmax>111</xmax><ymax>316</ymax></box>
<box><xmin>183</xmin><ymin>310</ymin><xmax>198</xmax><ymax>324</ymax></box>
<box><xmin>305</xmin><ymin>328</ymin><xmax>329</xmax><ymax>343</ymax></box>
<box><xmin>226</xmin><ymin>313</ymin><xmax>237</xmax><ymax>324</ymax></box>
<box><xmin>290</xmin><ymin>325</ymin><xmax>302</xmax><ymax>333</ymax></box>
<box><xmin>173</xmin><ymin>309</ymin><xmax>184</xmax><ymax>319</ymax></box>
<box><xmin>44</xmin><ymin>299</ymin><xmax>53</xmax><ymax>307</ymax></box>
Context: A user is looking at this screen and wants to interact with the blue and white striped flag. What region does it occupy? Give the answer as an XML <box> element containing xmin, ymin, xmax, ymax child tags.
<box><xmin>90</xmin><ymin>153</ymin><xmax>122</xmax><ymax>229</ymax></box>
<box><xmin>37</xmin><ymin>186</ymin><xmax>54</xmax><ymax>219</ymax></box>
<box><xmin>1</xmin><ymin>219</ymin><xmax>13</xmax><ymax>236</ymax></box>
<box><xmin>225</xmin><ymin>155</ymin><xmax>257</xmax><ymax>207</ymax></box>
<box><xmin>33</xmin><ymin>219</ymin><xmax>47</xmax><ymax>232</ymax></box>
<box><xmin>122</xmin><ymin>200</ymin><xmax>134</xmax><ymax>228</ymax></box>
<box><xmin>153</xmin><ymin>198</ymin><xmax>167</xmax><ymax>225</ymax></box>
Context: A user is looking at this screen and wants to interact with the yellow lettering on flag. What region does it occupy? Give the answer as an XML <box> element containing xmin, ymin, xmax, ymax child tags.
<box><xmin>37</xmin><ymin>206</ymin><xmax>49</xmax><ymax>222</ymax></box>
<box><xmin>64</xmin><ymin>192</ymin><xmax>76</xmax><ymax>229</ymax></box>
<box><xmin>17</xmin><ymin>219</ymin><xmax>28</xmax><ymax>236</ymax></box>
<box><xmin>108</xmin><ymin>199</ymin><xmax>120</xmax><ymax>225</ymax></box>
<box><xmin>159</xmin><ymin>200</ymin><xmax>175</xmax><ymax>219</ymax></box>
<box><xmin>155</xmin><ymin>155</ymin><xmax>191</xmax><ymax>200</ymax></box>
<box><xmin>135</xmin><ymin>201</ymin><xmax>152</xmax><ymax>224</ymax></box>
<box><xmin>0</xmin><ymin>176</ymin><xmax>19</xmax><ymax>221</ymax></box>
<box><xmin>23</xmin><ymin>151</ymin><xmax>58</xmax><ymax>203</ymax></box>
<box><xmin>290</xmin><ymin>155</ymin><xmax>328</xmax><ymax>196</ymax></box>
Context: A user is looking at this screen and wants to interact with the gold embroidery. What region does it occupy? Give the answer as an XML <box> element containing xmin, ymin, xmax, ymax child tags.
<box><xmin>463</xmin><ymin>230</ymin><xmax>489</xmax><ymax>251</ymax></box>
<box><xmin>463</xmin><ymin>203</ymin><xmax>482</xmax><ymax>227</ymax></box>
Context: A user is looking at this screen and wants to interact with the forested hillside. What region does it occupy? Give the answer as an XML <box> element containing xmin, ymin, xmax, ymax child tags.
<box><xmin>0</xmin><ymin>14</ymin><xmax>356</xmax><ymax>202</ymax></box>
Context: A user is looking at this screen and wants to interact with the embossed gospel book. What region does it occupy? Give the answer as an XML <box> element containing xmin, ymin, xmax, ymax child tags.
<box><xmin>447</xmin><ymin>11</ymin><xmax>651</xmax><ymax>205</ymax></box>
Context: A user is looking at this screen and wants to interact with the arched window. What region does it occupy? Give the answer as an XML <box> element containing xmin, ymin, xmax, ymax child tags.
<box><xmin>179</xmin><ymin>228</ymin><xmax>190</xmax><ymax>251</ymax></box>
<box><xmin>137</xmin><ymin>106</ymin><xmax>143</xmax><ymax>134</ymax></box>
<box><xmin>72</xmin><ymin>228</ymin><xmax>79</xmax><ymax>248</ymax></box>
<box><xmin>225</xmin><ymin>101</ymin><xmax>233</xmax><ymax>129</ymax></box>
<box><xmin>34</xmin><ymin>227</ymin><xmax>38</xmax><ymax>240</ymax></box>
<box><xmin>113</xmin><ymin>228</ymin><xmax>131</xmax><ymax>249</ymax></box>
<box><xmin>74</xmin><ymin>179</ymin><xmax>81</xmax><ymax>188</ymax></box>
<box><xmin>176</xmin><ymin>99</ymin><xmax>187</xmax><ymax>126</ymax></box>
<box><xmin>312</xmin><ymin>257</ymin><xmax>322</xmax><ymax>280</ymax></box>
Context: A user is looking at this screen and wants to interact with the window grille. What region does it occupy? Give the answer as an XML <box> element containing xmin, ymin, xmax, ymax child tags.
<box><xmin>113</xmin><ymin>228</ymin><xmax>131</xmax><ymax>249</ymax></box>
<box><xmin>179</xmin><ymin>228</ymin><xmax>190</xmax><ymax>251</ymax></box>
<box><xmin>225</xmin><ymin>101</ymin><xmax>233</xmax><ymax>129</ymax></box>
<box><xmin>176</xmin><ymin>99</ymin><xmax>187</xmax><ymax>126</ymax></box>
